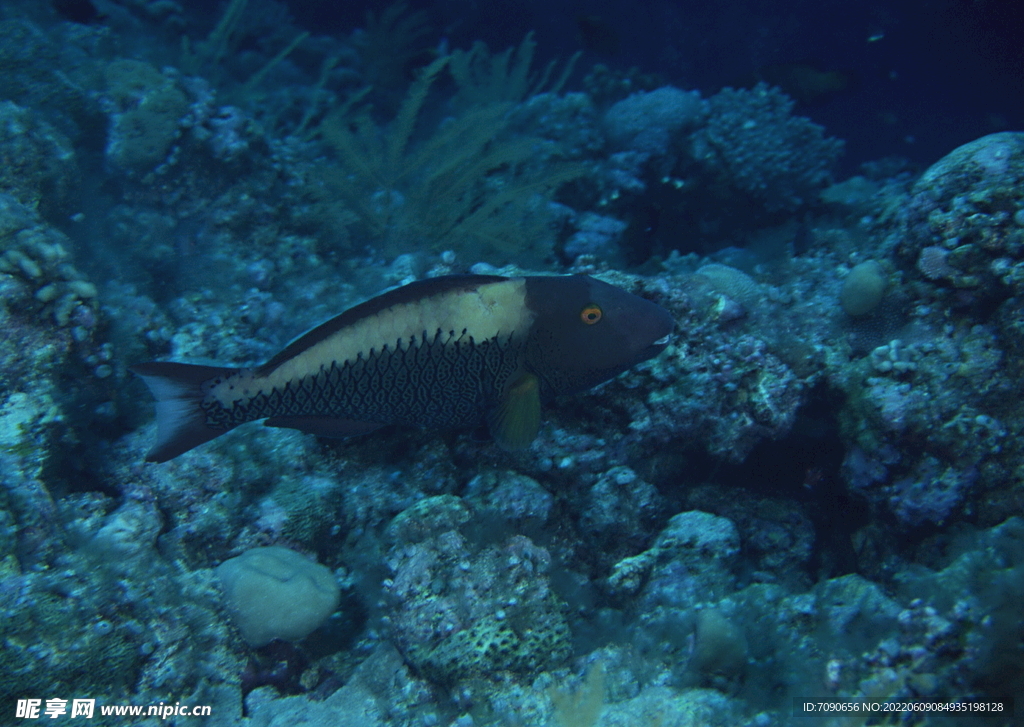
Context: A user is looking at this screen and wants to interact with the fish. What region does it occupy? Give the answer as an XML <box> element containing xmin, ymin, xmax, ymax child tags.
<box><xmin>131</xmin><ymin>274</ymin><xmax>674</xmax><ymax>462</ymax></box>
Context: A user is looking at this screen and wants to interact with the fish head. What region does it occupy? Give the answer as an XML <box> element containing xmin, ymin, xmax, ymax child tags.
<box><xmin>524</xmin><ymin>275</ymin><xmax>674</xmax><ymax>395</ymax></box>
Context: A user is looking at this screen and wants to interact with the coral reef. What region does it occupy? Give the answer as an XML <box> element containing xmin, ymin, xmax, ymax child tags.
<box><xmin>603</xmin><ymin>86</ymin><xmax>706</xmax><ymax>156</ymax></box>
<box><xmin>0</xmin><ymin>2</ymin><xmax>1022</xmax><ymax>725</ymax></box>
<box><xmin>691</xmin><ymin>83</ymin><xmax>844</xmax><ymax>214</ymax></box>
<box><xmin>0</xmin><ymin>101</ymin><xmax>78</xmax><ymax>218</ymax></box>
<box><xmin>313</xmin><ymin>52</ymin><xmax>585</xmax><ymax>266</ymax></box>
<box><xmin>382</xmin><ymin>496</ymin><xmax>572</xmax><ymax>684</ymax></box>
<box><xmin>898</xmin><ymin>132</ymin><xmax>1024</xmax><ymax>301</ymax></box>
<box><xmin>101</xmin><ymin>59</ymin><xmax>191</xmax><ymax>172</ymax></box>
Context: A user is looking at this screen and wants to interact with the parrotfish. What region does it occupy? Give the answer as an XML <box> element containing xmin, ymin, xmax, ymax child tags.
<box><xmin>132</xmin><ymin>275</ymin><xmax>674</xmax><ymax>462</ymax></box>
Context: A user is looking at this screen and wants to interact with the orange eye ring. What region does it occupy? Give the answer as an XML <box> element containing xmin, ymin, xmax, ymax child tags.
<box><xmin>580</xmin><ymin>304</ymin><xmax>602</xmax><ymax>325</ymax></box>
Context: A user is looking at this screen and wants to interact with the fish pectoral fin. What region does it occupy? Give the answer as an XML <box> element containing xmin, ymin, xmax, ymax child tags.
<box><xmin>488</xmin><ymin>372</ymin><xmax>542</xmax><ymax>450</ymax></box>
<box><xmin>264</xmin><ymin>416</ymin><xmax>383</xmax><ymax>439</ymax></box>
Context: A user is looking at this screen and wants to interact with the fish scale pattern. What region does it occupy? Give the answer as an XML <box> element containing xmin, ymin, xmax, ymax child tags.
<box><xmin>202</xmin><ymin>329</ymin><xmax>523</xmax><ymax>430</ymax></box>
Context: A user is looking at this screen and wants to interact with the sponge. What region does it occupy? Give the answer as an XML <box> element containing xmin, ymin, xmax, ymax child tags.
<box><xmin>216</xmin><ymin>546</ymin><xmax>340</xmax><ymax>647</ymax></box>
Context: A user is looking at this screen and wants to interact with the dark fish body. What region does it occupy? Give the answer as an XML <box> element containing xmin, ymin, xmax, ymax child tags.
<box><xmin>132</xmin><ymin>275</ymin><xmax>674</xmax><ymax>462</ymax></box>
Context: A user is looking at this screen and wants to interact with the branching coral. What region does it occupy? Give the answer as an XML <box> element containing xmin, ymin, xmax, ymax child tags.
<box><xmin>314</xmin><ymin>52</ymin><xmax>585</xmax><ymax>265</ymax></box>
<box><xmin>449</xmin><ymin>31</ymin><xmax>580</xmax><ymax>112</ymax></box>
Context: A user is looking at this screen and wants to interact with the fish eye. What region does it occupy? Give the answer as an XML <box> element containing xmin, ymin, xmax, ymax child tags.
<box><xmin>580</xmin><ymin>304</ymin><xmax>602</xmax><ymax>325</ymax></box>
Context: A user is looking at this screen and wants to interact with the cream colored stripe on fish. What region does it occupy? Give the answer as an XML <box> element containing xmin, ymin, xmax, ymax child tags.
<box><xmin>210</xmin><ymin>279</ymin><xmax>531</xmax><ymax>407</ymax></box>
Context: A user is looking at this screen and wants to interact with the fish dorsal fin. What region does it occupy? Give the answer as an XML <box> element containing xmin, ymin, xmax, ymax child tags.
<box><xmin>488</xmin><ymin>373</ymin><xmax>541</xmax><ymax>450</ymax></box>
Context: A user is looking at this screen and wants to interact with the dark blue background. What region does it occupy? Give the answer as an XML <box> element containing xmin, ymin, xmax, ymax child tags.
<box><xmin>281</xmin><ymin>0</ymin><xmax>1024</xmax><ymax>172</ymax></box>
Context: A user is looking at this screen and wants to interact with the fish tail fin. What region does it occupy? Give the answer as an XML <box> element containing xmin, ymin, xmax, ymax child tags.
<box><xmin>131</xmin><ymin>361</ymin><xmax>238</xmax><ymax>462</ymax></box>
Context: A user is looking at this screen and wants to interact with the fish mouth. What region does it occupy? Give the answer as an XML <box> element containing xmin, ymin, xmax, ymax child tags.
<box><xmin>640</xmin><ymin>332</ymin><xmax>672</xmax><ymax>358</ymax></box>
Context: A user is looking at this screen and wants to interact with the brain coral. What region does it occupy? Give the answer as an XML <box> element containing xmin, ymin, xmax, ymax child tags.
<box><xmin>840</xmin><ymin>260</ymin><xmax>887</xmax><ymax>316</ymax></box>
<box><xmin>216</xmin><ymin>546</ymin><xmax>340</xmax><ymax>647</ymax></box>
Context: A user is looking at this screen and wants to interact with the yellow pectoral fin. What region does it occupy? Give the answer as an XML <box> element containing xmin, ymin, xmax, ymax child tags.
<box><xmin>489</xmin><ymin>373</ymin><xmax>542</xmax><ymax>450</ymax></box>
